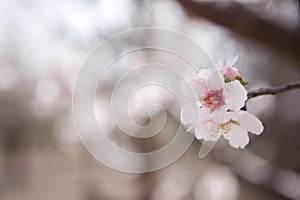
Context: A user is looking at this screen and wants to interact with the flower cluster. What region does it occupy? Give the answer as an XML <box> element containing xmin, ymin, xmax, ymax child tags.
<box><xmin>180</xmin><ymin>55</ymin><xmax>263</xmax><ymax>149</ymax></box>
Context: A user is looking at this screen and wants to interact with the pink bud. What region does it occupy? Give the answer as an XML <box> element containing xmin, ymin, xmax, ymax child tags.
<box><xmin>225</xmin><ymin>67</ymin><xmax>240</xmax><ymax>81</ymax></box>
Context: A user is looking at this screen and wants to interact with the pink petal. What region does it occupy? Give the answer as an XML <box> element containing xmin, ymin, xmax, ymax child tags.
<box><xmin>225</xmin><ymin>67</ymin><xmax>240</xmax><ymax>81</ymax></box>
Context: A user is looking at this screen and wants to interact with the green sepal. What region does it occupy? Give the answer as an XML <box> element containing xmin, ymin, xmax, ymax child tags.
<box><xmin>236</xmin><ymin>76</ymin><xmax>249</xmax><ymax>86</ymax></box>
<box><xmin>224</xmin><ymin>78</ymin><xmax>231</xmax><ymax>83</ymax></box>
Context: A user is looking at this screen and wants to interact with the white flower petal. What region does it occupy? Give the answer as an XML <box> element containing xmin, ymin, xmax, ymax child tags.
<box><xmin>191</xmin><ymin>78</ymin><xmax>209</xmax><ymax>97</ymax></box>
<box><xmin>212</xmin><ymin>105</ymin><xmax>228</xmax><ymax>123</ymax></box>
<box><xmin>238</xmin><ymin>111</ymin><xmax>264</xmax><ymax>135</ymax></box>
<box><xmin>224</xmin><ymin>80</ymin><xmax>247</xmax><ymax>110</ymax></box>
<box><xmin>204</xmin><ymin>122</ymin><xmax>222</xmax><ymax>141</ymax></box>
<box><xmin>198</xmin><ymin>107</ymin><xmax>211</xmax><ymax>121</ymax></box>
<box><xmin>179</xmin><ymin>78</ymin><xmax>208</xmax><ymax>99</ymax></box>
<box><xmin>198</xmin><ymin>67</ymin><xmax>217</xmax><ymax>79</ymax></box>
<box><xmin>195</xmin><ymin>120</ymin><xmax>211</xmax><ymax>140</ymax></box>
<box><xmin>224</xmin><ymin>110</ymin><xmax>243</xmax><ymax>122</ymax></box>
<box><xmin>207</xmin><ymin>73</ymin><xmax>224</xmax><ymax>91</ymax></box>
<box><xmin>181</xmin><ymin>102</ymin><xmax>198</xmax><ymax>125</ymax></box>
<box><xmin>224</xmin><ymin>110</ymin><xmax>264</xmax><ymax>135</ymax></box>
<box><xmin>199</xmin><ymin>68</ymin><xmax>224</xmax><ymax>91</ymax></box>
<box><xmin>225</xmin><ymin>54</ymin><xmax>238</xmax><ymax>67</ymax></box>
<box><xmin>215</xmin><ymin>59</ymin><xmax>225</xmax><ymax>73</ymax></box>
<box><xmin>225</xmin><ymin>124</ymin><xmax>249</xmax><ymax>149</ymax></box>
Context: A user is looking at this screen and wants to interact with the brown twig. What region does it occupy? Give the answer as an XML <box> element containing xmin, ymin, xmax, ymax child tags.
<box><xmin>178</xmin><ymin>0</ymin><xmax>300</xmax><ymax>63</ymax></box>
<box><xmin>241</xmin><ymin>81</ymin><xmax>300</xmax><ymax>111</ymax></box>
<box><xmin>247</xmin><ymin>81</ymin><xmax>300</xmax><ymax>99</ymax></box>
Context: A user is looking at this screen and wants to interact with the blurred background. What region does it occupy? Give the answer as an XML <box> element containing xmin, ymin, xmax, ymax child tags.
<box><xmin>0</xmin><ymin>0</ymin><xmax>300</xmax><ymax>199</ymax></box>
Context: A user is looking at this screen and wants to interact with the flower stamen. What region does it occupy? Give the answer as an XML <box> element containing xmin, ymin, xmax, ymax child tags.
<box><xmin>199</xmin><ymin>89</ymin><xmax>225</xmax><ymax>112</ymax></box>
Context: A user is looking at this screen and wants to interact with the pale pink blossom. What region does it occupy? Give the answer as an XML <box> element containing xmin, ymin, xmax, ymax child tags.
<box><xmin>180</xmin><ymin>58</ymin><xmax>263</xmax><ymax>150</ymax></box>
<box><xmin>180</xmin><ymin>68</ymin><xmax>247</xmax><ymax>124</ymax></box>
<box><xmin>194</xmin><ymin>110</ymin><xmax>263</xmax><ymax>149</ymax></box>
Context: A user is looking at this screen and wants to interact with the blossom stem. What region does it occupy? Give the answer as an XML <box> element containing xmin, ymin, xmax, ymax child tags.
<box><xmin>247</xmin><ymin>81</ymin><xmax>300</xmax><ymax>99</ymax></box>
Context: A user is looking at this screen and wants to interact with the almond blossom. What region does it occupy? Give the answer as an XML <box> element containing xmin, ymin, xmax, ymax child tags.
<box><xmin>180</xmin><ymin>56</ymin><xmax>264</xmax><ymax>149</ymax></box>
<box><xmin>194</xmin><ymin>110</ymin><xmax>263</xmax><ymax>148</ymax></box>
<box><xmin>180</xmin><ymin>68</ymin><xmax>247</xmax><ymax>124</ymax></box>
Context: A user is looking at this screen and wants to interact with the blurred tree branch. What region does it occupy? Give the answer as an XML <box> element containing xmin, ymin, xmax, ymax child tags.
<box><xmin>213</xmin><ymin>144</ymin><xmax>300</xmax><ymax>200</ymax></box>
<box><xmin>178</xmin><ymin>0</ymin><xmax>300</xmax><ymax>63</ymax></box>
<box><xmin>247</xmin><ymin>81</ymin><xmax>300</xmax><ymax>99</ymax></box>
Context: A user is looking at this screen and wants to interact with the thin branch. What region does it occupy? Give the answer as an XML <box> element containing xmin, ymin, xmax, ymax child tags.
<box><xmin>247</xmin><ymin>81</ymin><xmax>300</xmax><ymax>99</ymax></box>
<box><xmin>178</xmin><ymin>0</ymin><xmax>300</xmax><ymax>63</ymax></box>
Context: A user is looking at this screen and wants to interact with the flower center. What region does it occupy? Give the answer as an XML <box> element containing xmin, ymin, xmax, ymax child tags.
<box><xmin>209</xmin><ymin>121</ymin><xmax>232</xmax><ymax>138</ymax></box>
<box><xmin>221</xmin><ymin>120</ymin><xmax>239</xmax><ymax>137</ymax></box>
<box><xmin>206</xmin><ymin>119</ymin><xmax>239</xmax><ymax>139</ymax></box>
<box><xmin>220</xmin><ymin>121</ymin><xmax>231</xmax><ymax>137</ymax></box>
<box><xmin>200</xmin><ymin>90</ymin><xmax>225</xmax><ymax>112</ymax></box>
